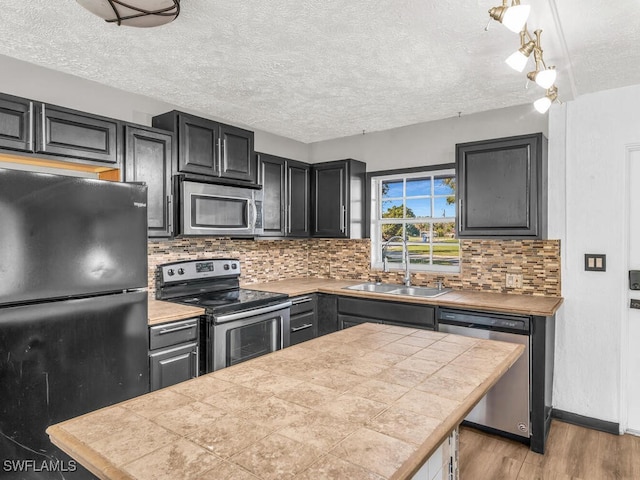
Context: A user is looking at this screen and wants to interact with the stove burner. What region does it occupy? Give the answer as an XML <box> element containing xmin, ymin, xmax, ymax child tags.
<box><xmin>170</xmin><ymin>288</ymin><xmax>288</xmax><ymax>317</ymax></box>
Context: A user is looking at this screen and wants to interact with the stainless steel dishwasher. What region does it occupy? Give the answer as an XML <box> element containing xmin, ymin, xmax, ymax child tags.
<box><xmin>438</xmin><ymin>308</ymin><xmax>531</xmax><ymax>441</ymax></box>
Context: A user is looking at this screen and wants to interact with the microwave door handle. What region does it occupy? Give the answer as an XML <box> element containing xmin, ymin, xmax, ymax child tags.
<box><xmin>251</xmin><ymin>199</ymin><xmax>258</xmax><ymax>228</ymax></box>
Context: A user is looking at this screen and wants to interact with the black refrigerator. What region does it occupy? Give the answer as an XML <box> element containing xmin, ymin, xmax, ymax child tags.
<box><xmin>0</xmin><ymin>168</ymin><xmax>150</xmax><ymax>479</ymax></box>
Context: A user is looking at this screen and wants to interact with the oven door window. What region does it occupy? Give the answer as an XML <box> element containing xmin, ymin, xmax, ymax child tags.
<box><xmin>191</xmin><ymin>195</ymin><xmax>249</xmax><ymax>229</ymax></box>
<box><xmin>226</xmin><ymin>317</ymin><xmax>281</xmax><ymax>367</ymax></box>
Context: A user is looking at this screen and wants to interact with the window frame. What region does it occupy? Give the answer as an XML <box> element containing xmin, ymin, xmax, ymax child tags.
<box><xmin>369</xmin><ymin>166</ymin><xmax>459</xmax><ymax>273</ymax></box>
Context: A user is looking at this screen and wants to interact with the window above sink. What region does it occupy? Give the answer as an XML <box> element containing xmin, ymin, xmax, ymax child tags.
<box><xmin>370</xmin><ymin>166</ymin><xmax>459</xmax><ymax>273</ymax></box>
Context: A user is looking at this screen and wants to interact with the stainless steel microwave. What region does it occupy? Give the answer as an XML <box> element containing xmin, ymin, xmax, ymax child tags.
<box><xmin>175</xmin><ymin>177</ymin><xmax>263</xmax><ymax>237</ymax></box>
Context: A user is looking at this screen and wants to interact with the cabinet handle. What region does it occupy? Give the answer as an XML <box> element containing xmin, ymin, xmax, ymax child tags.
<box><xmin>292</xmin><ymin>323</ymin><xmax>314</xmax><ymax>332</ymax></box>
<box><xmin>216</xmin><ymin>137</ymin><xmax>222</xmax><ymax>175</ymax></box>
<box><xmin>191</xmin><ymin>350</ymin><xmax>199</xmax><ymax>378</ymax></box>
<box><xmin>159</xmin><ymin>323</ymin><xmax>197</xmax><ymax>334</ymax></box>
<box><xmin>28</xmin><ymin>101</ymin><xmax>33</xmax><ymax>151</ymax></box>
<box><xmin>340</xmin><ymin>205</ymin><xmax>346</xmax><ymax>233</ymax></box>
<box><xmin>166</xmin><ymin>195</ymin><xmax>173</xmax><ymax>235</ymax></box>
<box><xmin>40</xmin><ymin>104</ymin><xmax>46</xmax><ymax>151</ymax></box>
<box><xmin>458</xmin><ymin>198</ymin><xmax>463</xmax><ymax>233</ymax></box>
<box><xmin>287</xmin><ymin>202</ymin><xmax>292</xmax><ymax>234</ymax></box>
<box><xmin>291</xmin><ymin>296</ymin><xmax>313</xmax><ymax>305</ymax></box>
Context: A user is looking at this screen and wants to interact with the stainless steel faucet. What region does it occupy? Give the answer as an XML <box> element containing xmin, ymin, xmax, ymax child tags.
<box><xmin>382</xmin><ymin>235</ymin><xmax>411</xmax><ymax>287</ymax></box>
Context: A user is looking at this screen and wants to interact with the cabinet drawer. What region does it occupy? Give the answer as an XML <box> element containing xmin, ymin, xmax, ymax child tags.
<box><xmin>149</xmin><ymin>342</ymin><xmax>198</xmax><ymax>391</ymax></box>
<box><xmin>338</xmin><ymin>296</ymin><xmax>435</xmax><ymax>328</ymax></box>
<box><xmin>290</xmin><ymin>295</ymin><xmax>315</xmax><ymax>315</ymax></box>
<box><xmin>290</xmin><ymin>311</ymin><xmax>316</xmax><ymax>345</ymax></box>
<box><xmin>149</xmin><ymin>318</ymin><xmax>199</xmax><ymax>350</ymax></box>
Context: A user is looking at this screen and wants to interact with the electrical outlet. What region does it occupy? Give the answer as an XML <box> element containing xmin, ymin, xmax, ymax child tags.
<box><xmin>506</xmin><ymin>273</ymin><xmax>524</xmax><ymax>289</ymax></box>
<box><xmin>631</xmin><ymin>299</ymin><xmax>640</xmax><ymax>310</ymax></box>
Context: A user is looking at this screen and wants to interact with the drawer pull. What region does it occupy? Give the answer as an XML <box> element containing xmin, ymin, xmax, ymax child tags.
<box><xmin>291</xmin><ymin>323</ymin><xmax>313</xmax><ymax>332</ymax></box>
<box><xmin>158</xmin><ymin>323</ymin><xmax>197</xmax><ymax>335</ymax></box>
<box><xmin>291</xmin><ymin>296</ymin><xmax>313</xmax><ymax>305</ymax></box>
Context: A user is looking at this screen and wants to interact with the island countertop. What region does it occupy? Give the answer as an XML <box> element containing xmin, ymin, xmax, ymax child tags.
<box><xmin>47</xmin><ymin>324</ymin><xmax>523</xmax><ymax>480</ymax></box>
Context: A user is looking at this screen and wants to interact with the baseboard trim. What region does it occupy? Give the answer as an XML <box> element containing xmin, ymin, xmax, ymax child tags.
<box><xmin>552</xmin><ymin>409</ymin><xmax>619</xmax><ymax>435</ymax></box>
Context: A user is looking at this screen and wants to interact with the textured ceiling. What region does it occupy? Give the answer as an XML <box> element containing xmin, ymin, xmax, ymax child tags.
<box><xmin>1</xmin><ymin>1</ymin><xmax>639</xmax><ymax>143</ymax></box>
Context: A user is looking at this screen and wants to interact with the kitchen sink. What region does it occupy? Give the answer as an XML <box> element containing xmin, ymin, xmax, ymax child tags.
<box><xmin>344</xmin><ymin>283</ymin><xmax>402</xmax><ymax>293</ymax></box>
<box><xmin>387</xmin><ymin>286</ymin><xmax>451</xmax><ymax>298</ymax></box>
<box><xmin>344</xmin><ymin>283</ymin><xmax>451</xmax><ymax>298</ymax></box>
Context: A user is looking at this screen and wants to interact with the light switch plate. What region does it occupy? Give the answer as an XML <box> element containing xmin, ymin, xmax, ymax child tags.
<box><xmin>585</xmin><ymin>254</ymin><xmax>606</xmax><ymax>272</ymax></box>
<box><xmin>631</xmin><ymin>299</ymin><xmax>640</xmax><ymax>310</ymax></box>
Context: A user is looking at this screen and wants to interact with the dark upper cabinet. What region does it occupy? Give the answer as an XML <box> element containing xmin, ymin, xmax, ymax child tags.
<box><xmin>0</xmin><ymin>93</ymin><xmax>33</xmax><ymax>152</ymax></box>
<box><xmin>35</xmin><ymin>103</ymin><xmax>120</xmax><ymax>165</ymax></box>
<box><xmin>288</xmin><ymin>159</ymin><xmax>310</xmax><ymax>237</ymax></box>
<box><xmin>123</xmin><ymin>125</ymin><xmax>174</xmax><ymax>238</ymax></box>
<box><xmin>152</xmin><ymin>111</ymin><xmax>256</xmax><ymax>185</ymax></box>
<box><xmin>311</xmin><ymin>159</ymin><xmax>366</xmax><ymax>238</ymax></box>
<box><xmin>219</xmin><ymin>123</ymin><xmax>255</xmax><ymax>183</ymax></box>
<box><xmin>176</xmin><ymin>113</ymin><xmax>218</xmax><ymax>175</ymax></box>
<box><xmin>258</xmin><ymin>152</ymin><xmax>310</xmax><ymax>237</ymax></box>
<box><xmin>456</xmin><ymin>133</ymin><xmax>548</xmax><ymax>239</ymax></box>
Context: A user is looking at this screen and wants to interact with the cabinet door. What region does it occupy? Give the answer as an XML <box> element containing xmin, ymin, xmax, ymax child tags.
<box><xmin>312</xmin><ymin>162</ymin><xmax>347</xmax><ymax>237</ymax></box>
<box><xmin>124</xmin><ymin>125</ymin><xmax>174</xmax><ymax>237</ymax></box>
<box><xmin>219</xmin><ymin>124</ymin><xmax>256</xmax><ymax>183</ymax></box>
<box><xmin>287</xmin><ymin>160</ymin><xmax>310</xmax><ymax>237</ymax></box>
<box><xmin>177</xmin><ymin>113</ymin><xmax>219</xmax><ymax>176</ymax></box>
<box><xmin>0</xmin><ymin>93</ymin><xmax>33</xmax><ymax>152</ymax></box>
<box><xmin>149</xmin><ymin>342</ymin><xmax>198</xmax><ymax>391</ymax></box>
<box><xmin>36</xmin><ymin>104</ymin><xmax>119</xmax><ymax>164</ymax></box>
<box><xmin>259</xmin><ymin>153</ymin><xmax>286</xmax><ymax>236</ymax></box>
<box><xmin>316</xmin><ymin>293</ymin><xmax>338</xmax><ymax>336</ymax></box>
<box><xmin>456</xmin><ymin>133</ymin><xmax>546</xmax><ymax>238</ymax></box>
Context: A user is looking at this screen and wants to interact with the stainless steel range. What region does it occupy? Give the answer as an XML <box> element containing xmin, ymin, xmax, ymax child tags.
<box><xmin>156</xmin><ymin>259</ymin><xmax>291</xmax><ymax>373</ymax></box>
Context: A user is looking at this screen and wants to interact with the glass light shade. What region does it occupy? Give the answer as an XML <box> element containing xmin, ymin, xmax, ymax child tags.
<box><xmin>534</xmin><ymin>96</ymin><xmax>552</xmax><ymax>114</ymax></box>
<box><xmin>505</xmin><ymin>50</ymin><xmax>529</xmax><ymax>72</ymax></box>
<box><xmin>76</xmin><ymin>0</ymin><xmax>179</xmax><ymax>27</ymax></box>
<box><xmin>534</xmin><ymin>67</ymin><xmax>557</xmax><ymax>89</ymax></box>
<box><xmin>502</xmin><ymin>5</ymin><xmax>531</xmax><ymax>33</ymax></box>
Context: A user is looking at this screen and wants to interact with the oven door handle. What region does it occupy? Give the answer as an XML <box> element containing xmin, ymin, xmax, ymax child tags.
<box><xmin>214</xmin><ymin>301</ymin><xmax>292</xmax><ymax>323</ymax></box>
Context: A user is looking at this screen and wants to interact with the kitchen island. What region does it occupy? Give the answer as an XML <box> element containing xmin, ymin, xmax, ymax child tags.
<box><xmin>47</xmin><ymin>323</ymin><xmax>524</xmax><ymax>480</ymax></box>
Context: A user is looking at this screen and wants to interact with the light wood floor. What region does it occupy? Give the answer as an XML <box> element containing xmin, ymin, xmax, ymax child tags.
<box><xmin>459</xmin><ymin>420</ymin><xmax>640</xmax><ymax>479</ymax></box>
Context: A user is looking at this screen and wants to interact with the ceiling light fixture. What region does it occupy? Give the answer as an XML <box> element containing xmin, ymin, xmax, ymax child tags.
<box><xmin>487</xmin><ymin>2</ymin><xmax>560</xmax><ymax>113</ymax></box>
<box><xmin>488</xmin><ymin>0</ymin><xmax>530</xmax><ymax>33</ymax></box>
<box><xmin>505</xmin><ymin>31</ymin><xmax>536</xmax><ymax>72</ymax></box>
<box><xmin>533</xmin><ymin>86</ymin><xmax>559</xmax><ymax>114</ymax></box>
<box><xmin>76</xmin><ymin>0</ymin><xmax>180</xmax><ymax>27</ymax></box>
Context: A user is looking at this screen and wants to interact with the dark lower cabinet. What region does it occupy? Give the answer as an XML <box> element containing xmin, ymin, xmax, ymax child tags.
<box><xmin>456</xmin><ymin>133</ymin><xmax>547</xmax><ymax>238</ymax></box>
<box><xmin>337</xmin><ymin>296</ymin><xmax>435</xmax><ymax>330</ymax></box>
<box><xmin>258</xmin><ymin>152</ymin><xmax>310</xmax><ymax>237</ymax></box>
<box><xmin>317</xmin><ymin>293</ymin><xmax>338</xmax><ymax>336</ymax></box>
<box><xmin>289</xmin><ymin>295</ymin><xmax>317</xmax><ymax>345</ymax></box>
<box><xmin>36</xmin><ymin>103</ymin><xmax>120</xmax><ymax>165</ymax></box>
<box><xmin>123</xmin><ymin>125</ymin><xmax>174</xmax><ymax>237</ymax></box>
<box><xmin>149</xmin><ymin>318</ymin><xmax>199</xmax><ymax>391</ymax></box>
<box><xmin>0</xmin><ymin>92</ymin><xmax>33</xmax><ymax>152</ymax></box>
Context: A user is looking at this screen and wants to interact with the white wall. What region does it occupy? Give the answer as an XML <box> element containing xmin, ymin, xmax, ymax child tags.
<box><xmin>0</xmin><ymin>55</ymin><xmax>309</xmax><ymax>162</ymax></box>
<box><xmin>548</xmin><ymin>84</ymin><xmax>640</xmax><ymax>428</ymax></box>
<box><xmin>309</xmin><ymin>105</ymin><xmax>548</xmax><ymax>169</ymax></box>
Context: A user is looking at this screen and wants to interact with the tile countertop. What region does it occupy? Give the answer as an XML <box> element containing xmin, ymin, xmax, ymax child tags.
<box><xmin>47</xmin><ymin>324</ymin><xmax>524</xmax><ymax>480</ymax></box>
<box><xmin>148</xmin><ymin>299</ymin><xmax>204</xmax><ymax>327</ymax></box>
<box><xmin>243</xmin><ymin>278</ymin><xmax>564</xmax><ymax>317</ymax></box>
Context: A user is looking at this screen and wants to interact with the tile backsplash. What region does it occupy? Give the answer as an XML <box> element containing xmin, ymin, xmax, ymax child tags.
<box><xmin>148</xmin><ymin>238</ymin><xmax>561</xmax><ymax>297</ymax></box>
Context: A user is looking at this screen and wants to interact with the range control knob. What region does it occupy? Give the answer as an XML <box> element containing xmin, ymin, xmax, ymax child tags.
<box><xmin>231</xmin><ymin>263</ymin><xmax>238</xmax><ymax>270</ymax></box>
<box><xmin>177</xmin><ymin>268</ymin><xmax>185</xmax><ymax>275</ymax></box>
<box><xmin>167</xmin><ymin>269</ymin><xmax>175</xmax><ymax>276</ymax></box>
<box><xmin>223</xmin><ymin>264</ymin><xmax>230</xmax><ymax>270</ymax></box>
